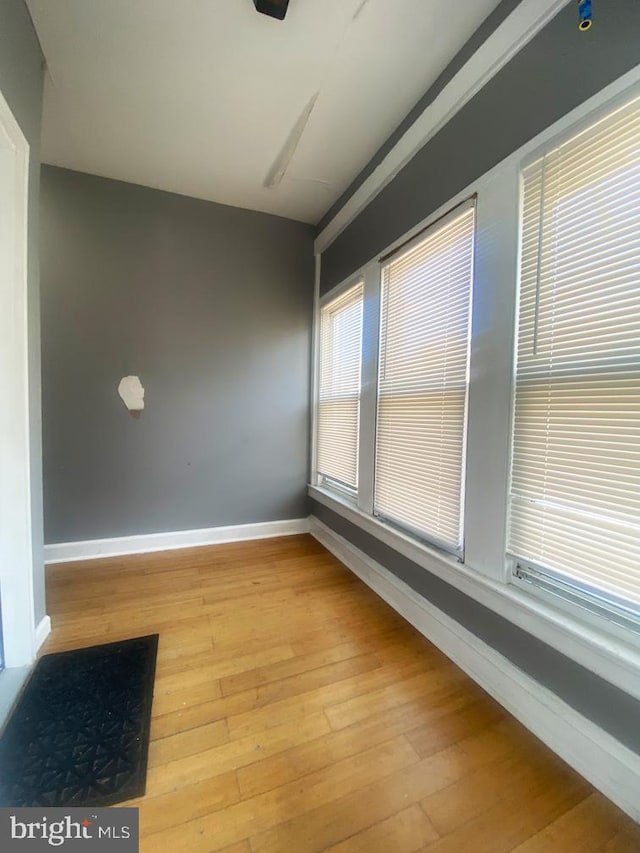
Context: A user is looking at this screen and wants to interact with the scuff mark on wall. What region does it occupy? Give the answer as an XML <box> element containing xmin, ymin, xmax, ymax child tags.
<box><xmin>118</xmin><ymin>375</ymin><xmax>144</xmax><ymax>418</ymax></box>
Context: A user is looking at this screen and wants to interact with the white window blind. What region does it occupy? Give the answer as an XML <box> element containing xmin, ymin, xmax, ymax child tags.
<box><xmin>317</xmin><ymin>281</ymin><xmax>364</xmax><ymax>491</ymax></box>
<box><xmin>509</xmin><ymin>93</ymin><xmax>640</xmax><ymax>623</ymax></box>
<box><xmin>375</xmin><ymin>201</ymin><xmax>475</xmax><ymax>553</ymax></box>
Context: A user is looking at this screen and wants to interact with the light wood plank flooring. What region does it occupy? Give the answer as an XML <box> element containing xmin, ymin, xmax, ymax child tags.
<box><xmin>43</xmin><ymin>534</ymin><xmax>640</xmax><ymax>852</ymax></box>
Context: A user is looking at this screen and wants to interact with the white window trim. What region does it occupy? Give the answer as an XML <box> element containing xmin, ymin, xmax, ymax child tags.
<box><xmin>0</xmin><ymin>85</ymin><xmax>36</xmax><ymax>669</ymax></box>
<box><xmin>309</xmin><ymin>254</ymin><xmax>321</xmax><ymax>487</ymax></box>
<box><xmin>310</xmin><ymin>61</ymin><xmax>640</xmax><ymax>697</ymax></box>
<box><xmin>356</xmin><ymin>263</ymin><xmax>381</xmax><ymax>516</ymax></box>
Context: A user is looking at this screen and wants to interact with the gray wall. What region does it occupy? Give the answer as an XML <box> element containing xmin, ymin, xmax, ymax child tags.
<box><xmin>314</xmin><ymin>0</ymin><xmax>640</xmax><ymax>749</ymax></box>
<box><xmin>40</xmin><ymin>166</ymin><xmax>314</xmax><ymax>544</ymax></box>
<box><xmin>0</xmin><ymin>0</ymin><xmax>45</xmax><ymax>621</ymax></box>
<box><xmin>321</xmin><ymin>0</ymin><xmax>640</xmax><ymax>292</ymax></box>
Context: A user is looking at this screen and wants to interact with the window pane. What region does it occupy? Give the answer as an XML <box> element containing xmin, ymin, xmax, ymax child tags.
<box><xmin>509</xmin><ymin>93</ymin><xmax>640</xmax><ymax>617</ymax></box>
<box><xmin>375</xmin><ymin>202</ymin><xmax>475</xmax><ymax>552</ymax></box>
<box><xmin>317</xmin><ymin>282</ymin><xmax>364</xmax><ymax>491</ymax></box>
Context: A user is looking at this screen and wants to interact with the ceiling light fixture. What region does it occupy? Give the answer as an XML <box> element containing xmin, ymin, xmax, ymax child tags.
<box><xmin>254</xmin><ymin>0</ymin><xmax>290</xmax><ymax>21</ymax></box>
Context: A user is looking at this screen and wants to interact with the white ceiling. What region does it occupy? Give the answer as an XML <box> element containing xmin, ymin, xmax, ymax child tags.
<box><xmin>27</xmin><ymin>0</ymin><xmax>503</xmax><ymax>224</ymax></box>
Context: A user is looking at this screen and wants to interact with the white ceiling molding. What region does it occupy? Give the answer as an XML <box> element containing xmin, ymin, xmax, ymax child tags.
<box><xmin>315</xmin><ymin>0</ymin><xmax>572</xmax><ymax>253</ymax></box>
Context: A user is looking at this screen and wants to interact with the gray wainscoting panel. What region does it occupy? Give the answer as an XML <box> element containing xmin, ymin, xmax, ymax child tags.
<box><xmin>312</xmin><ymin>501</ymin><xmax>640</xmax><ymax>755</ymax></box>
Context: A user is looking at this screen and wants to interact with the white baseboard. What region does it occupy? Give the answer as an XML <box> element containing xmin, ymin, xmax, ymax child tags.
<box><xmin>35</xmin><ymin>615</ymin><xmax>51</xmax><ymax>652</ymax></box>
<box><xmin>45</xmin><ymin>518</ymin><xmax>311</xmax><ymax>565</ymax></box>
<box><xmin>0</xmin><ymin>619</ymin><xmax>51</xmax><ymax>731</ymax></box>
<box><xmin>309</xmin><ymin>515</ymin><xmax>640</xmax><ymax>823</ymax></box>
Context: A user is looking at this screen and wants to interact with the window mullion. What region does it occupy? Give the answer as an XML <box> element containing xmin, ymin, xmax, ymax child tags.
<box><xmin>463</xmin><ymin>166</ymin><xmax>520</xmax><ymax>580</ymax></box>
<box><xmin>357</xmin><ymin>262</ymin><xmax>381</xmax><ymax>515</ymax></box>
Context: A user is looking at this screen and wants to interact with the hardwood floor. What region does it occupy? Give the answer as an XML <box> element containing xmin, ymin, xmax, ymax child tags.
<box><xmin>43</xmin><ymin>534</ymin><xmax>640</xmax><ymax>852</ymax></box>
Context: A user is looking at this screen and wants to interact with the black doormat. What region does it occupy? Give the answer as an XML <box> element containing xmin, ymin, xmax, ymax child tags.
<box><xmin>0</xmin><ymin>634</ymin><xmax>158</xmax><ymax>808</ymax></box>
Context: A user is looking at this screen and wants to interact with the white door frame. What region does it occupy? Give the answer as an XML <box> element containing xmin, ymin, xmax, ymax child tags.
<box><xmin>0</xmin><ymin>85</ymin><xmax>36</xmax><ymax>668</ymax></box>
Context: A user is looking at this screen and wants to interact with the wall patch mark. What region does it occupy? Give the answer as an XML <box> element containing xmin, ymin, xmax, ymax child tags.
<box><xmin>118</xmin><ymin>375</ymin><xmax>145</xmax><ymax>418</ymax></box>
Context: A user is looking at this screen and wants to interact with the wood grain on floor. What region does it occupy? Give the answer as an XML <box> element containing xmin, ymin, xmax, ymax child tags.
<box><xmin>43</xmin><ymin>534</ymin><xmax>640</xmax><ymax>852</ymax></box>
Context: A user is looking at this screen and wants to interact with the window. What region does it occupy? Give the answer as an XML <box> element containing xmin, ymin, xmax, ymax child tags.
<box><xmin>508</xmin><ymin>93</ymin><xmax>640</xmax><ymax>625</ymax></box>
<box><xmin>374</xmin><ymin>201</ymin><xmax>476</xmax><ymax>554</ymax></box>
<box><xmin>312</xmin><ymin>73</ymin><xmax>640</xmax><ymax>664</ymax></box>
<box><xmin>316</xmin><ymin>281</ymin><xmax>364</xmax><ymax>493</ymax></box>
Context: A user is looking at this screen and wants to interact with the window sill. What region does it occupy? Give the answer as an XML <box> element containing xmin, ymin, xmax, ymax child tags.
<box><xmin>308</xmin><ymin>483</ymin><xmax>640</xmax><ymax>702</ymax></box>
